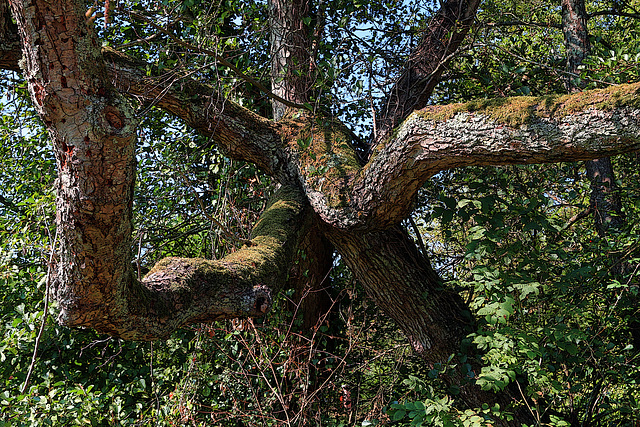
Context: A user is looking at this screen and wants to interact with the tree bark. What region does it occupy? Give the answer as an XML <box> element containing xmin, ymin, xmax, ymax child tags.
<box><xmin>3</xmin><ymin>0</ymin><xmax>640</xmax><ymax>419</ymax></box>
<box><xmin>7</xmin><ymin>0</ymin><xmax>311</xmax><ymax>339</ymax></box>
<box><xmin>585</xmin><ymin>157</ymin><xmax>625</xmax><ymax>236</ymax></box>
<box><xmin>326</xmin><ymin>225</ymin><xmax>530</xmax><ymax>422</ymax></box>
<box><xmin>562</xmin><ymin>0</ymin><xmax>625</xmax><ymax>237</ymax></box>
<box><xmin>268</xmin><ymin>0</ymin><xmax>317</xmax><ymax>121</ymax></box>
<box><xmin>294</xmin><ymin>85</ymin><xmax>640</xmax><ymax>230</ymax></box>
<box><xmin>561</xmin><ymin>0</ymin><xmax>590</xmax><ymax>92</ymax></box>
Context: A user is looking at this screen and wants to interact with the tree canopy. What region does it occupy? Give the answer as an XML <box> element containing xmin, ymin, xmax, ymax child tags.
<box><xmin>2</xmin><ymin>0</ymin><xmax>640</xmax><ymax>424</ymax></box>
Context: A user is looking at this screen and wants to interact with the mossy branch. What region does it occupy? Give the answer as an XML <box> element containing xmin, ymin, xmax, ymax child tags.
<box><xmin>60</xmin><ymin>186</ymin><xmax>308</xmax><ymax>341</ymax></box>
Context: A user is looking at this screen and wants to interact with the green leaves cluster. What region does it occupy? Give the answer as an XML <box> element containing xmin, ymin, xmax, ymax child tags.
<box><xmin>414</xmin><ymin>158</ymin><xmax>640</xmax><ymax>424</ymax></box>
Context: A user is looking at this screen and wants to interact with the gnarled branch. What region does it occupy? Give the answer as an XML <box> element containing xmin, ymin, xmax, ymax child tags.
<box><xmin>59</xmin><ymin>185</ymin><xmax>309</xmax><ymax>340</ymax></box>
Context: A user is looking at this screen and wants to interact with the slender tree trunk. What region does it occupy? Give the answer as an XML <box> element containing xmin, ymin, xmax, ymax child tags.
<box><xmin>562</xmin><ymin>2</ymin><xmax>630</xmax><ymax>423</ymax></box>
<box><xmin>561</xmin><ymin>0</ymin><xmax>590</xmax><ymax>92</ymax></box>
<box><xmin>584</xmin><ymin>157</ymin><xmax>625</xmax><ymax>236</ymax></box>
<box><xmin>268</xmin><ymin>0</ymin><xmax>318</xmax><ymax>121</ymax></box>
<box><xmin>561</xmin><ymin>0</ymin><xmax>625</xmax><ymax>236</ymax></box>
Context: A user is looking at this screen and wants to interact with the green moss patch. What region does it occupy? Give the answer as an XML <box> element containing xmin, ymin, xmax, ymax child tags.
<box><xmin>416</xmin><ymin>82</ymin><xmax>640</xmax><ymax>127</ymax></box>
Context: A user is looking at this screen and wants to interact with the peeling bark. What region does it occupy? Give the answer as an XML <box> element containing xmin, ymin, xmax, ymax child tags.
<box><xmin>8</xmin><ymin>0</ymin><xmax>310</xmax><ymax>340</ymax></box>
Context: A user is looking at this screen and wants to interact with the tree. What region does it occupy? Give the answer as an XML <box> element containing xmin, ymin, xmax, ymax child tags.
<box><xmin>2</xmin><ymin>0</ymin><xmax>640</xmax><ymax>421</ymax></box>
<box><xmin>562</xmin><ymin>0</ymin><xmax>626</xmax><ymax>238</ymax></box>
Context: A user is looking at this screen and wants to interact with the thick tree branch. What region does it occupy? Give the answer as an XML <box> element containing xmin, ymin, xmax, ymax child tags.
<box><xmin>357</xmin><ymin>83</ymin><xmax>640</xmax><ymax>227</ymax></box>
<box><xmin>7</xmin><ymin>0</ymin><xmax>310</xmax><ymax>341</ymax></box>
<box><xmin>294</xmin><ymin>84</ymin><xmax>640</xmax><ymax>230</ymax></box>
<box><xmin>62</xmin><ymin>185</ymin><xmax>309</xmax><ymax>340</ymax></box>
<box><xmin>375</xmin><ymin>0</ymin><xmax>481</xmax><ymax>144</ymax></box>
<box><xmin>101</xmin><ymin>47</ymin><xmax>287</xmax><ymax>178</ymax></box>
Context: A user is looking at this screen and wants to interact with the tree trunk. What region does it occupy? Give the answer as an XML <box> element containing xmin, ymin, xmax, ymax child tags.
<box><xmin>585</xmin><ymin>157</ymin><xmax>625</xmax><ymax>236</ymax></box>
<box><xmin>268</xmin><ymin>0</ymin><xmax>318</xmax><ymax>121</ymax></box>
<box><xmin>267</xmin><ymin>0</ymin><xmax>335</xmax><ymax>332</ymax></box>
<box><xmin>5</xmin><ymin>0</ymin><xmax>640</xmax><ymax>420</ymax></box>
<box><xmin>8</xmin><ymin>0</ymin><xmax>311</xmax><ymax>339</ymax></box>
<box><xmin>561</xmin><ymin>0</ymin><xmax>625</xmax><ymax>236</ymax></box>
<box><xmin>327</xmin><ymin>225</ymin><xmax>530</xmax><ymax>423</ymax></box>
<box><xmin>287</xmin><ymin>216</ymin><xmax>334</xmax><ymax>330</ymax></box>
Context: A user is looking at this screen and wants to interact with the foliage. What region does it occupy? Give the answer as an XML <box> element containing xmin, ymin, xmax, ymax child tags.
<box><xmin>2</xmin><ymin>0</ymin><xmax>640</xmax><ymax>425</ymax></box>
<box><xmin>413</xmin><ymin>159</ymin><xmax>640</xmax><ymax>425</ymax></box>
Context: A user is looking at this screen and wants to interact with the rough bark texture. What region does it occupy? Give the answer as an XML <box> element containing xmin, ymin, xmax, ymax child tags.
<box><xmin>561</xmin><ymin>0</ymin><xmax>590</xmax><ymax>92</ymax></box>
<box><xmin>585</xmin><ymin>156</ymin><xmax>625</xmax><ymax>236</ymax></box>
<box><xmin>268</xmin><ymin>0</ymin><xmax>316</xmax><ymax>121</ymax></box>
<box><xmin>9</xmin><ymin>0</ymin><xmax>138</xmax><ymax>333</ymax></box>
<box><xmin>298</xmin><ymin>85</ymin><xmax>640</xmax><ymax>230</ymax></box>
<box><xmin>7</xmin><ymin>0</ymin><xmax>310</xmax><ymax>339</ymax></box>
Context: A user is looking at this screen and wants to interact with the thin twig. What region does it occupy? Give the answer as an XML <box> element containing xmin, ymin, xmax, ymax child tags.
<box><xmin>114</xmin><ymin>32</ymin><xmax>162</xmax><ymax>50</ymax></box>
<box><xmin>589</xmin><ymin>9</ymin><xmax>640</xmax><ymax>19</ymax></box>
<box><xmin>125</xmin><ymin>11</ymin><xmax>308</xmax><ymax>112</ymax></box>
<box><xmin>176</xmin><ymin>170</ymin><xmax>255</xmax><ymax>247</ymax></box>
<box><xmin>561</xmin><ymin>207</ymin><xmax>592</xmax><ymax>232</ymax></box>
<box><xmin>21</xmin><ymin>229</ymin><xmax>58</xmax><ymax>394</ymax></box>
<box><xmin>408</xmin><ymin>215</ymin><xmax>428</xmax><ymax>255</ymax></box>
